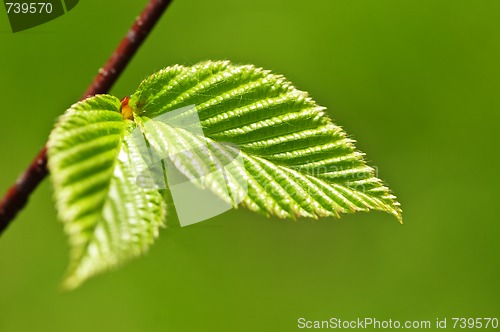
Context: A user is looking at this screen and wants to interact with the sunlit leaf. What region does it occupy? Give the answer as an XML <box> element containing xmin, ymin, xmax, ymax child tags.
<box><xmin>48</xmin><ymin>61</ymin><xmax>401</xmax><ymax>288</ymax></box>
<box><xmin>130</xmin><ymin>61</ymin><xmax>401</xmax><ymax>222</ymax></box>
<box><xmin>48</xmin><ymin>95</ymin><xmax>166</xmax><ymax>289</ymax></box>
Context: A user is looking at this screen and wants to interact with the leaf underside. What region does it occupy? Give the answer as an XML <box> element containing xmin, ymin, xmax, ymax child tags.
<box><xmin>48</xmin><ymin>60</ymin><xmax>401</xmax><ymax>288</ymax></box>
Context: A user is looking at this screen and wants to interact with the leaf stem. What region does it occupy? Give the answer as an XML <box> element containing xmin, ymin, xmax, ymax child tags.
<box><xmin>0</xmin><ymin>0</ymin><xmax>174</xmax><ymax>236</ymax></box>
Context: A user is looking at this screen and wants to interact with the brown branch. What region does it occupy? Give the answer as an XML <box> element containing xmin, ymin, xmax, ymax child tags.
<box><xmin>0</xmin><ymin>0</ymin><xmax>174</xmax><ymax>236</ymax></box>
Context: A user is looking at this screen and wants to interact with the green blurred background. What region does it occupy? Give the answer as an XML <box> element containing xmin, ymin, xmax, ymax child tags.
<box><xmin>1</xmin><ymin>0</ymin><xmax>499</xmax><ymax>331</ymax></box>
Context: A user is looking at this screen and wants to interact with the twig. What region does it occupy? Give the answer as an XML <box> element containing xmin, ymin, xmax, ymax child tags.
<box><xmin>0</xmin><ymin>0</ymin><xmax>174</xmax><ymax>236</ymax></box>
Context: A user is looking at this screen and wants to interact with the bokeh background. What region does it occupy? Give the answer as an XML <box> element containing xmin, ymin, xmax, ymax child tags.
<box><xmin>1</xmin><ymin>0</ymin><xmax>499</xmax><ymax>331</ymax></box>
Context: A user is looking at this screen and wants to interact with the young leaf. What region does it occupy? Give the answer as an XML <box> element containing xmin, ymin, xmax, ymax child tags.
<box><xmin>48</xmin><ymin>61</ymin><xmax>401</xmax><ymax>288</ymax></box>
<box><xmin>48</xmin><ymin>95</ymin><xmax>166</xmax><ymax>289</ymax></box>
<box><xmin>129</xmin><ymin>61</ymin><xmax>402</xmax><ymax>222</ymax></box>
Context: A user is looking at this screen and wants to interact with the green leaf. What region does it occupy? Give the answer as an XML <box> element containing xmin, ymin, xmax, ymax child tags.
<box><xmin>47</xmin><ymin>61</ymin><xmax>401</xmax><ymax>288</ymax></box>
<box><xmin>47</xmin><ymin>95</ymin><xmax>166</xmax><ymax>289</ymax></box>
<box><xmin>129</xmin><ymin>61</ymin><xmax>402</xmax><ymax>222</ymax></box>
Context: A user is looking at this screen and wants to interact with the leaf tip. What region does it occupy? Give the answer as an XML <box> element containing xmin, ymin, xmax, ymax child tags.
<box><xmin>60</xmin><ymin>273</ymin><xmax>85</xmax><ymax>291</ymax></box>
<box><xmin>389</xmin><ymin>204</ymin><xmax>403</xmax><ymax>224</ymax></box>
